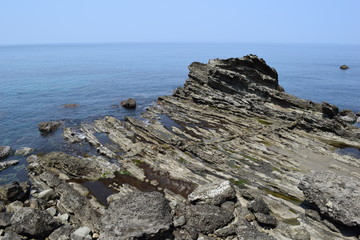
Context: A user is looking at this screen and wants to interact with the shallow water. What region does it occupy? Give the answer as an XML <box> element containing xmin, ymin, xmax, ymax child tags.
<box><xmin>1</xmin><ymin>43</ymin><xmax>359</xmax><ymax>184</ymax></box>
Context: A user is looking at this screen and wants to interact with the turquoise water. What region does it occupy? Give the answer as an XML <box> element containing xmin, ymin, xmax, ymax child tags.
<box><xmin>1</xmin><ymin>43</ymin><xmax>359</xmax><ymax>183</ymax></box>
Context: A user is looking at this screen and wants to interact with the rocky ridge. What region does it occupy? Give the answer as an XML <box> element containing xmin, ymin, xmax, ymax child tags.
<box><xmin>1</xmin><ymin>55</ymin><xmax>360</xmax><ymax>239</ymax></box>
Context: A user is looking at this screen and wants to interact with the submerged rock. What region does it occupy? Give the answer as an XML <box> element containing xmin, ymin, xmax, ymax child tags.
<box><xmin>0</xmin><ymin>146</ymin><xmax>11</xmax><ymax>159</ymax></box>
<box><xmin>299</xmin><ymin>171</ymin><xmax>360</xmax><ymax>227</ymax></box>
<box><xmin>14</xmin><ymin>147</ymin><xmax>34</xmax><ymax>156</ymax></box>
<box><xmin>121</xmin><ymin>98</ymin><xmax>137</xmax><ymax>109</ymax></box>
<box><xmin>38</xmin><ymin>121</ymin><xmax>61</xmax><ymax>133</ymax></box>
<box><xmin>62</xmin><ymin>103</ymin><xmax>78</xmax><ymax>108</ymax></box>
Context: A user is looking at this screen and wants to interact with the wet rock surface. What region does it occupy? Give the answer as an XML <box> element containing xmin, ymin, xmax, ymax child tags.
<box><xmin>1</xmin><ymin>55</ymin><xmax>360</xmax><ymax>239</ymax></box>
<box><xmin>38</xmin><ymin>121</ymin><xmax>61</xmax><ymax>133</ymax></box>
<box><xmin>121</xmin><ymin>98</ymin><xmax>137</xmax><ymax>109</ymax></box>
<box><xmin>0</xmin><ymin>146</ymin><xmax>11</xmax><ymax>159</ymax></box>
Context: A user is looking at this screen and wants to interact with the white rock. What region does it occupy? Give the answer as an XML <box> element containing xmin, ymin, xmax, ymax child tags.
<box><xmin>38</xmin><ymin>189</ymin><xmax>55</xmax><ymax>201</ymax></box>
<box><xmin>188</xmin><ymin>180</ymin><xmax>235</xmax><ymax>205</ymax></box>
<box><xmin>70</xmin><ymin>226</ymin><xmax>92</xmax><ymax>240</ymax></box>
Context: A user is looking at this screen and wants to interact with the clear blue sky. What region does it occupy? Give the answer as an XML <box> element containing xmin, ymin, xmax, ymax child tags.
<box><xmin>1</xmin><ymin>0</ymin><xmax>359</xmax><ymax>45</ymax></box>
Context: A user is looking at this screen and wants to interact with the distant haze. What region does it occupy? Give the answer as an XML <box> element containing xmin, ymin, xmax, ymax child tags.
<box><xmin>1</xmin><ymin>0</ymin><xmax>359</xmax><ymax>45</ymax></box>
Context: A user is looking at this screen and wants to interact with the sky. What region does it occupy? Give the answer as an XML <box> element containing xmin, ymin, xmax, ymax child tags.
<box><xmin>1</xmin><ymin>0</ymin><xmax>360</xmax><ymax>45</ymax></box>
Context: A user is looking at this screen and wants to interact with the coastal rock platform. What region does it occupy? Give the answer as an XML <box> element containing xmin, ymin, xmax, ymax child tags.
<box><xmin>2</xmin><ymin>55</ymin><xmax>360</xmax><ymax>239</ymax></box>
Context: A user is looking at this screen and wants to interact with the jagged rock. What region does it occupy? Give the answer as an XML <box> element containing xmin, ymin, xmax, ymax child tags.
<box><xmin>339</xmin><ymin>109</ymin><xmax>357</xmax><ymax>123</ymax></box>
<box><xmin>121</xmin><ymin>98</ymin><xmax>137</xmax><ymax>109</ymax></box>
<box><xmin>0</xmin><ymin>160</ymin><xmax>19</xmax><ymax>171</ymax></box>
<box><xmin>299</xmin><ymin>171</ymin><xmax>360</xmax><ymax>227</ymax></box>
<box><xmin>321</xmin><ymin>102</ymin><xmax>339</xmax><ymax>119</ymax></box>
<box><xmin>14</xmin><ymin>147</ymin><xmax>33</xmax><ymax>156</ymax></box>
<box><xmin>188</xmin><ymin>180</ymin><xmax>236</xmax><ymax>205</ymax></box>
<box><xmin>38</xmin><ymin>121</ymin><xmax>61</xmax><ymax>133</ymax></box>
<box><xmin>0</xmin><ymin>181</ymin><xmax>29</xmax><ymax>203</ymax></box>
<box><xmin>48</xmin><ymin>224</ymin><xmax>75</xmax><ymax>240</ymax></box>
<box><xmin>236</xmin><ymin>223</ymin><xmax>276</xmax><ymax>240</ymax></box>
<box><xmin>10</xmin><ymin>207</ymin><xmax>61</xmax><ymax>238</ymax></box>
<box><xmin>0</xmin><ymin>146</ymin><xmax>11</xmax><ymax>159</ymax></box>
<box><xmin>0</xmin><ymin>212</ymin><xmax>12</xmax><ymax>228</ymax></box>
<box><xmin>254</xmin><ymin>213</ymin><xmax>278</xmax><ymax>228</ymax></box>
<box><xmin>340</xmin><ymin>65</ymin><xmax>349</xmax><ymax>70</ymax></box>
<box><xmin>182</xmin><ymin>204</ymin><xmax>234</xmax><ymax>237</ymax></box>
<box><xmin>99</xmin><ymin>191</ymin><xmax>172</xmax><ymax>240</ymax></box>
<box><xmin>174</xmin><ymin>215</ymin><xmax>186</xmax><ymax>227</ymax></box>
<box><xmin>248</xmin><ymin>198</ymin><xmax>270</xmax><ymax>214</ymax></box>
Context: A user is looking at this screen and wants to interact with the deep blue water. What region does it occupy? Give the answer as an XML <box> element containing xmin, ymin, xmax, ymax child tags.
<box><xmin>1</xmin><ymin>43</ymin><xmax>359</xmax><ymax>183</ymax></box>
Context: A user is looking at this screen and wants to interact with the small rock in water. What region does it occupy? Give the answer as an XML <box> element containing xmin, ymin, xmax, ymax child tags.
<box><xmin>38</xmin><ymin>121</ymin><xmax>61</xmax><ymax>133</ymax></box>
<box><xmin>62</xmin><ymin>103</ymin><xmax>78</xmax><ymax>108</ymax></box>
<box><xmin>120</xmin><ymin>98</ymin><xmax>137</xmax><ymax>109</ymax></box>
<box><xmin>339</xmin><ymin>65</ymin><xmax>349</xmax><ymax>70</ymax></box>
<box><xmin>14</xmin><ymin>147</ymin><xmax>33</xmax><ymax>156</ymax></box>
<box><xmin>0</xmin><ymin>160</ymin><xmax>19</xmax><ymax>171</ymax></box>
<box><xmin>0</xmin><ymin>146</ymin><xmax>12</xmax><ymax>159</ymax></box>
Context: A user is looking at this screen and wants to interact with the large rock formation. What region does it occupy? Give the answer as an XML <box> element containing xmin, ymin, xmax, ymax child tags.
<box><xmin>2</xmin><ymin>55</ymin><xmax>359</xmax><ymax>240</ymax></box>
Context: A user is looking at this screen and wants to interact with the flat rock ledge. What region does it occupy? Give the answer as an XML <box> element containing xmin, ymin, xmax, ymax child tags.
<box><xmin>1</xmin><ymin>55</ymin><xmax>360</xmax><ymax>240</ymax></box>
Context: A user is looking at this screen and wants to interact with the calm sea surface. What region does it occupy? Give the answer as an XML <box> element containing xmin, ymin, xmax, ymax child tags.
<box><xmin>0</xmin><ymin>43</ymin><xmax>359</xmax><ymax>183</ymax></box>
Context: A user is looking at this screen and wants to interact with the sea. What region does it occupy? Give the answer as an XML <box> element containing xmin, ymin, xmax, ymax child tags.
<box><xmin>0</xmin><ymin>43</ymin><xmax>359</xmax><ymax>184</ymax></box>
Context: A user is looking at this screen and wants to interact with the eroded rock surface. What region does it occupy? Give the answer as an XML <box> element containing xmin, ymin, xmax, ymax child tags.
<box><xmin>5</xmin><ymin>55</ymin><xmax>359</xmax><ymax>240</ymax></box>
<box><xmin>299</xmin><ymin>171</ymin><xmax>360</xmax><ymax>227</ymax></box>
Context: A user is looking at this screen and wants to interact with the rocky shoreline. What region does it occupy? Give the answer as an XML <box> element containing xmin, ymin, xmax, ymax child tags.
<box><xmin>1</xmin><ymin>55</ymin><xmax>360</xmax><ymax>239</ymax></box>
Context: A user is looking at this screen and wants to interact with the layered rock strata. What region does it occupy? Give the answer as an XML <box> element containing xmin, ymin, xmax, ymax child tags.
<box><xmin>1</xmin><ymin>55</ymin><xmax>360</xmax><ymax>239</ymax></box>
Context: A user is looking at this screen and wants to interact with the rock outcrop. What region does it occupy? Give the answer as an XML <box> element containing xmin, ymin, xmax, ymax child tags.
<box><xmin>38</xmin><ymin>121</ymin><xmax>62</xmax><ymax>133</ymax></box>
<box><xmin>0</xmin><ymin>146</ymin><xmax>11</xmax><ymax>159</ymax></box>
<box><xmin>2</xmin><ymin>55</ymin><xmax>359</xmax><ymax>239</ymax></box>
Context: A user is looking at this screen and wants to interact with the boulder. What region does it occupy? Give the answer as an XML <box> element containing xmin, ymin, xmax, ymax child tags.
<box><xmin>48</xmin><ymin>224</ymin><xmax>75</xmax><ymax>240</ymax></box>
<box><xmin>14</xmin><ymin>147</ymin><xmax>33</xmax><ymax>156</ymax></box>
<box><xmin>99</xmin><ymin>191</ymin><xmax>172</xmax><ymax>240</ymax></box>
<box><xmin>120</xmin><ymin>98</ymin><xmax>137</xmax><ymax>109</ymax></box>
<box><xmin>339</xmin><ymin>109</ymin><xmax>357</xmax><ymax>123</ymax></box>
<box><xmin>188</xmin><ymin>180</ymin><xmax>236</xmax><ymax>205</ymax></box>
<box><xmin>10</xmin><ymin>207</ymin><xmax>61</xmax><ymax>238</ymax></box>
<box><xmin>0</xmin><ymin>212</ymin><xmax>12</xmax><ymax>228</ymax></box>
<box><xmin>0</xmin><ymin>160</ymin><xmax>19</xmax><ymax>171</ymax></box>
<box><xmin>70</xmin><ymin>226</ymin><xmax>92</xmax><ymax>240</ymax></box>
<box><xmin>339</xmin><ymin>65</ymin><xmax>349</xmax><ymax>70</ymax></box>
<box><xmin>0</xmin><ymin>181</ymin><xmax>29</xmax><ymax>203</ymax></box>
<box><xmin>0</xmin><ymin>146</ymin><xmax>11</xmax><ymax>159</ymax></box>
<box><xmin>38</xmin><ymin>121</ymin><xmax>61</xmax><ymax>133</ymax></box>
<box><xmin>299</xmin><ymin>171</ymin><xmax>360</xmax><ymax>227</ymax></box>
<box><xmin>182</xmin><ymin>204</ymin><xmax>234</xmax><ymax>237</ymax></box>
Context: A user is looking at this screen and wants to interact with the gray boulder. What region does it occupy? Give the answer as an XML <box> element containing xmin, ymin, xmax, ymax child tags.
<box><xmin>0</xmin><ymin>212</ymin><xmax>12</xmax><ymax>228</ymax></box>
<box><xmin>0</xmin><ymin>146</ymin><xmax>11</xmax><ymax>159</ymax></box>
<box><xmin>48</xmin><ymin>224</ymin><xmax>75</xmax><ymax>240</ymax></box>
<box><xmin>38</xmin><ymin>121</ymin><xmax>61</xmax><ymax>133</ymax></box>
<box><xmin>121</xmin><ymin>98</ymin><xmax>137</xmax><ymax>109</ymax></box>
<box><xmin>99</xmin><ymin>191</ymin><xmax>172</xmax><ymax>240</ymax></box>
<box><xmin>0</xmin><ymin>181</ymin><xmax>29</xmax><ymax>203</ymax></box>
<box><xmin>183</xmin><ymin>204</ymin><xmax>234</xmax><ymax>237</ymax></box>
<box><xmin>10</xmin><ymin>207</ymin><xmax>61</xmax><ymax>238</ymax></box>
<box><xmin>188</xmin><ymin>180</ymin><xmax>236</xmax><ymax>205</ymax></box>
<box><xmin>299</xmin><ymin>171</ymin><xmax>360</xmax><ymax>227</ymax></box>
<box><xmin>254</xmin><ymin>213</ymin><xmax>278</xmax><ymax>228</ymax></box>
